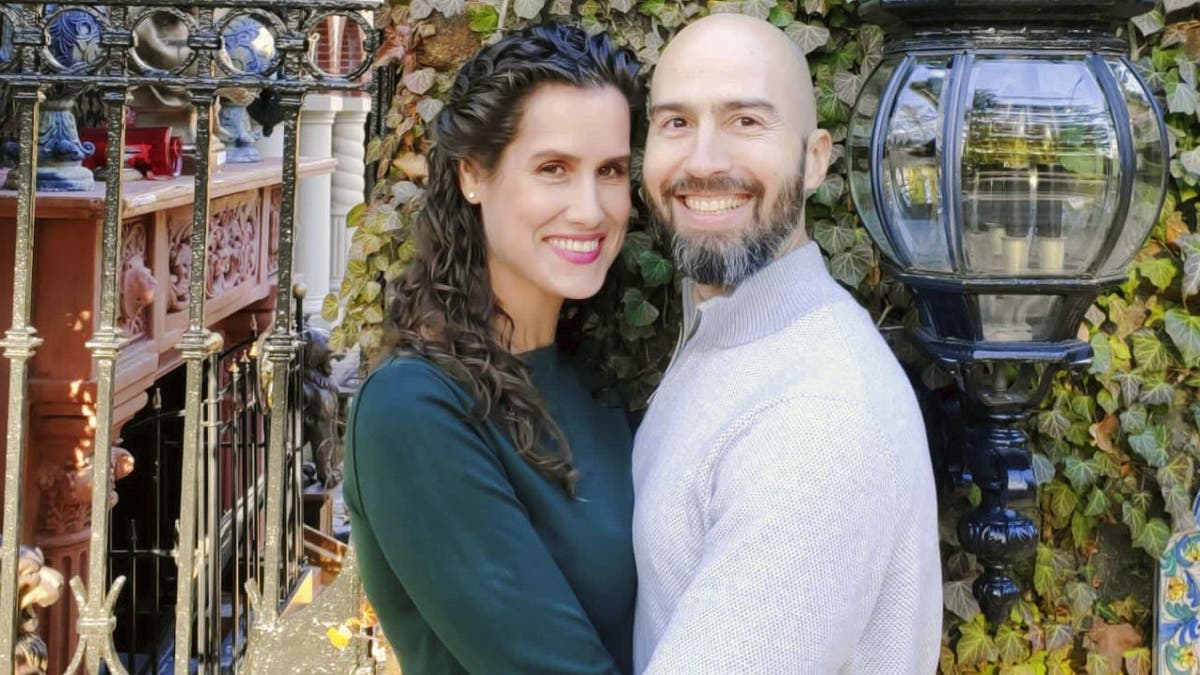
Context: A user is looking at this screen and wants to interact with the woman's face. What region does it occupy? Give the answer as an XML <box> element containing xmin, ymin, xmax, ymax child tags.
<box><xmin>464</xmin><ymin>83</ymin><xmax>632</xmax><ymax>313</ymax></box>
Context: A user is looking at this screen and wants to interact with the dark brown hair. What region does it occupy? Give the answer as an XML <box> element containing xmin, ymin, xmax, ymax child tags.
<box><xmin>380</xmin><ymin>24</ymin><xmax>643</xmax><ymax>494</ymax></box>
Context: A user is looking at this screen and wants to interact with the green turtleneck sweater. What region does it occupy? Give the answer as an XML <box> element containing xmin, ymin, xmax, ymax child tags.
<box><xmin>344</xmin><ymin>345</ymin><xmax>635</xmax><ymax>675</ymax></box>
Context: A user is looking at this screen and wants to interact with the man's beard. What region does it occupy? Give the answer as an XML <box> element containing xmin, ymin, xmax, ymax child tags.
<box><xmin>650</xmin><ymin>171</ymin><xmax>807</xmax><ymax>289</ymax></box>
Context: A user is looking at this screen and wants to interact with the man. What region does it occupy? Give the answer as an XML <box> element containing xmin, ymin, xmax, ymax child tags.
<box><xmin>632</xmin><ymin>14</ymin><xmax>941</xmax><ymax>674</ymax></box>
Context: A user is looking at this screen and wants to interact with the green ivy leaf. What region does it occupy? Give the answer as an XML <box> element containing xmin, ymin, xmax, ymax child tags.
<box><xmin>833</xmin><ymin>70</ymin><xmax>863</xmax><ymax>105</ymax></box>
<box><xmin>812</xmin><ymin>220</ymin><xmax>855</xmax><ymax>255</ymax></box>
<box><xmin>466</xmin><ymin>4</ymin><xmax>500</xmax><ymax>33</ymax></box>
<box><xmin>1177</xmin><ymin>234</ymin><xmax>1200</xmax><ymax>298</ymax></box>
<box><xmin>1137</xmin><ymin>257</ymin><xmax>1177</xmax><ymax>292</ymax></box>
<box><xmin>857</xmin><ymin>24</ymin><xmax>884</xmax><ymax>73</ymax></box>
<box><xmin>956</xmin><ymin>616</ymin><xmax>998</xmax><ymax>668</ymax></box>
<box><xmin>1165</xmin><ymin>308</ymin><xmax>1200</xmax><ymax>366</ymax></box>
<box><xmin>995</xmin><ymin>623</ymin><xmax>1029</xmax><ymax>664</ymax></box>
<box><xmin>320</xmin><ymin>293</ymin><xmax>341</xmax><ymax>323</ymax></box>
<box><xmin>1132</xmin><ymin>9</ymin><xmax>1165</xmax><ymax>36</ymax></box>
<box><xmin>1083</xmin><ymin>487</ymin><xmax>1109</xmax><ymax>517</ymax></box>
<box><xmin>811</xmin><ymin>174</ymin><xmax>845</xmax><ymax>207</ymax></box>
<box><xmin>1043</xmin><ymin>481</ymin><xmax>1079</xmax><ymax>524</ymax></box>
<box><xmin>943</xmin><ymin>579</ymin><xmax>981</xmax><ymax>622</ymax></box>
<box><xmin>1063</xmin><ymin>456</ymin><xmax>1099</xmax><ymax>492</ymax></box>
<box><xmin>623</xmin><ymin>288</ymin><xmax>660</xmax><ymax>327</ymax></box>
<box><xmin>1119</xmin><ymin>404</ymin><xmax>1148</xmax><ymax>432</ymax></box>
<box><xmin>1090</xmin><ymin>332</ymin><xmax>1113</xmax><ymax>374</ymax></box>
<box><xmin>1130</xmin><ymin>329</ymin><xmax>1172</xmax><ymax>371</ymax></box>
<box><xmin>1139</xmin><ymin>377</ymin><xmax>1176</xmax><ymax>406</ymax></box>
<box><xmin>1086</xmin><ymin>652</ymin><xmax>1116</xmax><ymax>675</ymax></box>
<box><xmin>784</xmin><ymin>21</ymin><xmax>830</xmax><ymax>54</ymax></box>
<box><xmin>1128</xmin><ymin>424</ymin><xmax>1168</xmax><ymax>467</ymax></box>
<box><xmin>739</xmin><ymin>0</ymin><xmax>775</xmax><ymax>20</ymax></box>
<box><xmin>1133</xmin><ymin>517</ymin><xmax>1170</xmax><ymax>557</ymax></box>
<box><xmin>513</xmin><ymin>0</ymin><xmax>546</xmax><ymax>18</ymax></box>
<box><xmin>1159</xmin><ymin>452</ymin><xmax>1194</xmax><ymax>490</ymax></box>
<box><xmin>636</xmin><ymin>249</ymin><xmax>673</xmax><ymax>287</ymax></box>
<box><xmin>428</xmin><ymin>0</ymin><xmax>463</xmax><ymax>16</ymax></box>
<box><xmin>1165</xmin><ymin>79</ymin><xmax>1198</xmax><ymax>115</ymax></box>
<box><xmin>1038</xmin><ymin>409</ymin><xmax>1071</xmax><ymax>440</ymax></box>
<box><xmin>1122</xmin><ymin>501</ymin><xmax>1147</xmax><ymax>541</ymax></box>
<box><xmin>1179</xmin><ymin>51</ymin><xmax>1199</xmax><ymax>90</ymax></box>
<box><xmin>1033</xmin><ymin>544</ymin><xmax>1057</xmax><ymax>598</ymax></box>
<box><xmin>1066</xmin><ymin>582</ymin><xmax>1097</xmax><ymax>621</ymax></box>
<box><xmin>1031</xmin><ymin>452</ymin><xmax>1056</xmax><ymax>486</ymax></box>
<box><xmin>1044</xmin><ymin>622</ymin><xmax>1074</xmax><ymax>652</ymax></box>
<box><xmin>767</xmin><ymin>4</ymin><xmax>793</xmax><ymax>26</ymax></box>
<box><xmin>828</xmin><ymin>241</ymin><xmax>873</xmax><ymax>287</ymax></box>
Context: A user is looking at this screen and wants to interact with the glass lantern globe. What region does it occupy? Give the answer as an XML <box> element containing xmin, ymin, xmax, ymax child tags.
<box><xmin>849</xmin><ymin>0</ymin><xmax>1169</xmax><ymax>623</ymax></box>
<box><xmin>848</xmin><ymin>12</ymin><xmax>1167</xmax><ymax>367</ymax></box>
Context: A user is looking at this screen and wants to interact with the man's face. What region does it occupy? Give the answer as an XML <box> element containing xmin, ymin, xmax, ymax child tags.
<box><xmin>643</xmin><ymin>32</ymin><xmax>810</xmax><ymax>289</ymax></box>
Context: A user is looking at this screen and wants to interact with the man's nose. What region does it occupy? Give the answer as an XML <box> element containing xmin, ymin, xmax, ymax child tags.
<box><xmin>682</xmin><ymin>127</ymin><xmax>732</xmax><ymax>178</ymax></box>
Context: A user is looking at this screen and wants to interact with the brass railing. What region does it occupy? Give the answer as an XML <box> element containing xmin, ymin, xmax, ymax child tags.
<box><xmin>0</xmin><ymin>2</ymin><xmax>378</xmax><ymax>672</ymax></box>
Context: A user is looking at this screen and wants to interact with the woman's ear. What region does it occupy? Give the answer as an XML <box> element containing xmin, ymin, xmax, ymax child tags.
<box><xmin>457</xmin><ymin>158</ymin><xmax>483</xmax><ymax>204</ymax></box>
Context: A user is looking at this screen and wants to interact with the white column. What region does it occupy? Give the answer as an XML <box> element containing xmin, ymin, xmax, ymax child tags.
<box><xmin>296</xmin><ymin>94</ymin><xmax>341</xmax><ymax>317</ymax></box>
<box><xmin>330</xmin><ymin>95</ymin><xmax>372</xmax><ymax>295</ymax></box>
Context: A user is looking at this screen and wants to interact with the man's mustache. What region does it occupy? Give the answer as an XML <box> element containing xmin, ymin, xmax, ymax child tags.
<box><xmin>662</xmin><ymin>175</ymin><xmax>766</xmax><ymax>200</ymax></box>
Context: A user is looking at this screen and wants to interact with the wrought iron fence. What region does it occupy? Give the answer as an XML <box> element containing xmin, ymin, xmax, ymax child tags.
<box><xmin>109</xmin><ymin>327</ymin><xmax>310</xmax><ymax>674</ymax></box>
<box><xmin>0</xmin><ymin>1</ymin><xmax>379</xmax><ymax>672</ymax></box>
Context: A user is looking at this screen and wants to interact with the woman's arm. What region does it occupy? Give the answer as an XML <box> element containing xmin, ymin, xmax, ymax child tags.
<box><xmin>348</xmin><ymin>358</ymin><xmax>623</xmax><ymax>675</ymax></box>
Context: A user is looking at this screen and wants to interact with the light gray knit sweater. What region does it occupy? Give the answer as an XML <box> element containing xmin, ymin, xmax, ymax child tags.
<box><xmin>631</xmin><ymin>242</ymin><xmax>942</xmax><ymax>674</ymax></box>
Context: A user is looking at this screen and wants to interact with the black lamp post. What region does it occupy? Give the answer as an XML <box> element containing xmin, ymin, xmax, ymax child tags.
<box><xmin>849</xmin><ymin>0</ymin><xmax>1169</xmax><ymax>623</ymax></box>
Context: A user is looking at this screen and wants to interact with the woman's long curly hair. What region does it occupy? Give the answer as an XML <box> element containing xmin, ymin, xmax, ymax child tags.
<box><xmin>380</xmin><ymin>24</ymin><xmax>643</xmax><ymax>495</ymax></box>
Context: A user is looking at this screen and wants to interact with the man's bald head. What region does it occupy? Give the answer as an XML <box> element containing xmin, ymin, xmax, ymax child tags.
<box><xmin>640</xmin><ymin>13</ymin><xmax>833</xmax><ymax>294</ymax></box>
<box><xmin>651</xmin><ymin>14</ymin><xmax>819</xmax><ymax>135</ymax></box>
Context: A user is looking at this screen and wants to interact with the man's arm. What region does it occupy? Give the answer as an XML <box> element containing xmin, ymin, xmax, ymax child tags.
<box><xmin>641</xmin><ymin>397</ymin><xmax>906</xmax><ymax>674</ymax></box>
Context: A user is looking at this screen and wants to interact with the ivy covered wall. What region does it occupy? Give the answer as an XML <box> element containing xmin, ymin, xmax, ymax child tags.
<box><xmin>326</xmin><ymin>1</ymin><xmax>1200</xmax><ymax>672</ymax></box>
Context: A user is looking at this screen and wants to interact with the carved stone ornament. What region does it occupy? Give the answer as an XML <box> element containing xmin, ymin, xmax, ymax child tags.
<box><xmin>167</xmin><ymin>210</ymin><xmax>191</xmax><ymax>312</ymax></box>
<box><xmin>206</xmin><ymin>192</ymin><xmax>261</xmax><ymax>298</ymax></box>
<box><xmin>37</xmin><ymin>447</ymin><xmax>134</xmax><ymax>536</ymax></box>
<box><xmin>0</xmin><ymin>543</ymin><xmax>66</xmax><ymax>675</ymax></box>
<box><xmin>118</xmin><ymin>220</ymin><xmax>156</xmax><ymax>337</ymax></box>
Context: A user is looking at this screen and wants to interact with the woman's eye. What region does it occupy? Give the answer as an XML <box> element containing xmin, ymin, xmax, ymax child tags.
<box><xmin>664</xmin><ymin>117</ymin><xmax>687</xmax><ymax>129</ymax></box>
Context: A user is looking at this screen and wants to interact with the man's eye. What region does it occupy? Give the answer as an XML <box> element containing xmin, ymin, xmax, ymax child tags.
<box><xmin>665</xmin><ymin>117</ymin><xmax>688</xmax><ymax>129</ymax></box>
<box><xmin>736</xmin><ymin>116</ymin><xmax>759</xmax><ymax>127</ymax></box>
<box><xmin>539</xmin><ymin>163</ymin><xmax>566</xmax><ymax>176</ymax></box>
<box><xmin>599</xmin><ymin>164</ymin><xmax>628</xmax><ymax>178</ymax></box>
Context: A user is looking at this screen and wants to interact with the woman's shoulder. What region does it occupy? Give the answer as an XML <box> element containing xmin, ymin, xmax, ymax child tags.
<box><xmin>354</xmin><ymin>353</ymin><xmax>474</xmax><ymax>418</ymax></box>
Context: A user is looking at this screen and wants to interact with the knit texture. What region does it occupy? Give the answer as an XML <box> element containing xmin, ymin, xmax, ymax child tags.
<box><xmin>632</xmin><ymin>242</ymin><xmax>942</xmax><ymax>674</ymax></box>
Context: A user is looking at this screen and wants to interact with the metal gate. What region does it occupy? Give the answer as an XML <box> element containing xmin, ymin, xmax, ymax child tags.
<box><xmin>0</xmin><ymin>1</ymin><xmax>379</xmax><ymax>672</ymax></box>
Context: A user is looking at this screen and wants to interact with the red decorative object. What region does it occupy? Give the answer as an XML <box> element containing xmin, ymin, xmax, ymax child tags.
<box><xmin>79</xmin><ymin>126</ymin><xmax>184</xmax><ymax>178</ymax></box>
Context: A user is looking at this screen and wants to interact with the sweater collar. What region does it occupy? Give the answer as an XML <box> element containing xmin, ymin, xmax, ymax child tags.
<box><xmin>681</xmin><ymin>241</ymin><xmax>850</xmax><ymax>349</ymax></box>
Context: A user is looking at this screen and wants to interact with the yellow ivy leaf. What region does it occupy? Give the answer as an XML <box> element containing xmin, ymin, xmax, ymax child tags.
<box><xmin>327</xmin><ymin>624</ymin><xmax>353</xmax><ymax>650</ymax></box>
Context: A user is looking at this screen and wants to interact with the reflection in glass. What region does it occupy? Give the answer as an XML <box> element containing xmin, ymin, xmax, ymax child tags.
<box><xmin>977</xmin><ymin>294</ymin><xmax>1064</xmax><ymax>341</ymax></box>
<box><xmin>849</xmin><ymin>58</ymin><xmax>900</xmax><ymax>263</ymax></box>
<box><xmin>960</xmin><ymin>57</ymin><xmax>1118</xmax><ymax>277</ymax></box>
<box><xmin>881</xmin><ymin>57</ymin><xmax>953</xmax><ymax>272</ymax></box>
<box><xmin>1100</xmin><ymin>58</ymin><xmax>1167</xmax><ymax>275</ymax></box>
<box><xmin>0</xmin><ymin>13</ymin><xmax>12</xmax><ymax>65</ymax></box>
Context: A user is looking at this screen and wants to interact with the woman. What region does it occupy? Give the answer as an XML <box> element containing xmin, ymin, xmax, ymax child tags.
<box><xmin>344</xmin><ymin>23</ymin><xmax>643</xmax><ymax>675</ymax></box>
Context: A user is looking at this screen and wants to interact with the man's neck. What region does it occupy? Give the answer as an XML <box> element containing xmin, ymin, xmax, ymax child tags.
<box><xmin>692</xmin><ymin>229</ymin><xmax>810</xmax><ymax>303</ymax></box>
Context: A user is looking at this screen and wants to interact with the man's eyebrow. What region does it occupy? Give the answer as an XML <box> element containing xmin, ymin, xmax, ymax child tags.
<box><xmin>648</xmin><ymin>99</ymin><xmax>780</xmax><ymax>118</ymax></box>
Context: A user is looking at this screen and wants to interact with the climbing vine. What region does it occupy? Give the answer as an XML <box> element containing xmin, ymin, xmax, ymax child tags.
<box><xmin>325</xmin><ymin>0</ymin><xmax>1200</xmax><ymax>671</ymax></box>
